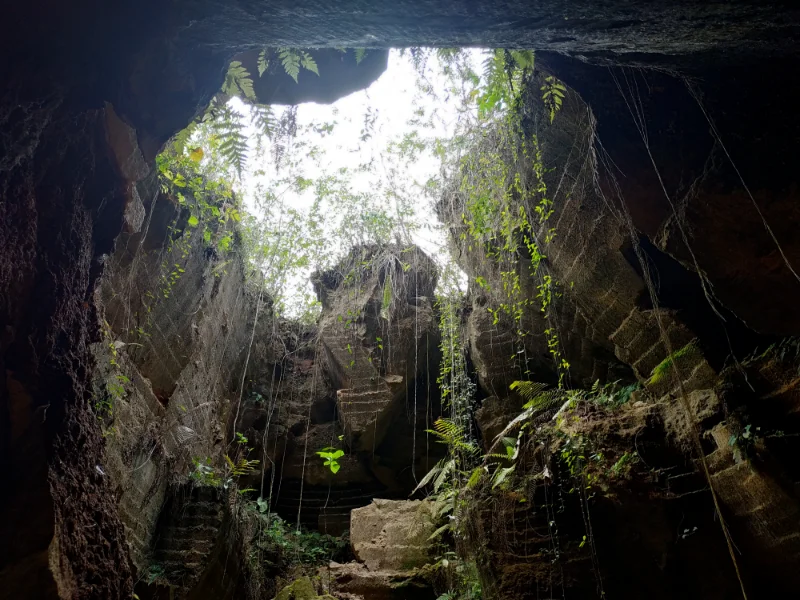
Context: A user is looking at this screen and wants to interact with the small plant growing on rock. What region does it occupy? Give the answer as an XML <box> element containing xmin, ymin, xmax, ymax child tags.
<box><xmin>609</xmin><ymin>451</ymin><xmax>639</xmax><ymax>478</ymax></box>
<box><xmin>728</xmin><ymin>424</ymin><xmax>759</xmax><ymax>462</ymax></box>
<box><xmin>316</xmin><ymin>447</ymin><xmax>345</xmax><ymax>474</ymax></box>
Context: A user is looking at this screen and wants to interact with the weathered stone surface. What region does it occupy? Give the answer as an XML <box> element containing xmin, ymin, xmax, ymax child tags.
<box><xmin>315</xmin><ymin>245</ymin><xmax>438</xmax><ymax>451</ymax></box>
<box><xmin>350</xmin><ymin>499</ymin><xmax>435</xmax><ymax>572</ymax></box>
<box><xmin>321</xmin><ymin>562</ymin><xmax>436</xmax><ymax>600</ymax></box>
<box><xmin>273</xmin><ymin>576</ymin><xmax>336</xmax><ymax>600</ymax></box>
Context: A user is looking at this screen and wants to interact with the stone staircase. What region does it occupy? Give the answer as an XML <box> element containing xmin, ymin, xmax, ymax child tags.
<box><xmin>150</xmin><ymin>486</ymin><xmax>225</xmax><ymax>590</ymax></box>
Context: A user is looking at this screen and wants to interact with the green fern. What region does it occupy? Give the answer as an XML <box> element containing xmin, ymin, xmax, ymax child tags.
<box><xmin>278</xmin><ymin>48</ymin><xmax>319</xmax><ymax>82</ymax></box>
<box><xmin>541</xmin><ymin>75</ymin><xmax>567</xmax><ymax>123</ymax></box>
<box><xmin>257</xmin><ymin>49</ymin><xmax>269</xmax><ymax>77</ymax></box>
<box><xmin>485</xmin><ymin>381</ymin><xmax>565</xmax><ymax>455</ymax></box>
<box><xmin>250</xmin><ymin>104</ymin><xmax>277</xmax><ymax>139</ymax></box>
<box><xmin>354</xmin><ymin>48</ymin><xmax>368</xmax><ymax>64</ymax></box>
<box><xmin>222</xmin><ymin>61</ymin><xmax>256</xmax><ymax>100</ymax></box>
<box><xmin>412</xmin><ymin>456</ymin><xmax>455</xmax><ymax>495</ymax></box>
<box><xmin>509</xmin><ymin>49</ymin><xmax>535</xmax><ymax>70</ymax></box>
<box><xmin>279</xmin><ymin>48</ymin><xmax>301</xmax><ymax>82</ymax></box>
<box><xmin>477</xmin><ymin>50</ymin><xmax>510</xmax><ymax>116</ymax></box>
<box><xmin>212</xmin><ymin>104</ymin><xmax>248</xmax><ymax>178</ymax></box>
<box><xmin>300</xmin><ymin>51</ymin><xmax>319</xmax><ymax>76</ymax></box>
<box><xmin>511</xmin><ymin>380</ymin><xmax>564</xmax><ymax>411</ymax></box>
<box><xmin>428</xmin><ymin>418</ymin><xmax>479</xmax><ymax>456</ymax></box>
<box><xmin>171</xmin><ymin>121</ymin><xmax>197</xmax><ymax>155</ymax></box>
<box><xmin>224</xmin><ymin>454</ymin><xmax>260</xmax><ymax>478</ymax></box>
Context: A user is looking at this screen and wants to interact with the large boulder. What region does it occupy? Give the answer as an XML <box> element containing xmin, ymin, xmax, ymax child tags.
<box><xmin>350</xmin><ymin>499</ymin><xmax>435</xmax><ymax>572</ymax></box>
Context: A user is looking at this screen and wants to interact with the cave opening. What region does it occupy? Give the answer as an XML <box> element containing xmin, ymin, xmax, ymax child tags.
<box><xmin>3</xmin><ymin>4</ymin><xmax>800</xmax><ymax>599</ymax></box>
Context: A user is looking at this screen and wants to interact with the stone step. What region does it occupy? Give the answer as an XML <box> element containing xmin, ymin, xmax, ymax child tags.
<box><xmin>156</xmin><ymin>548</ymin><xmax>213</xmax><ymax>565</ymax></box>
<box><xmin>176</xmin><ymin>514</ymin><xmax>223</xmax><ymax>528</ymax></box>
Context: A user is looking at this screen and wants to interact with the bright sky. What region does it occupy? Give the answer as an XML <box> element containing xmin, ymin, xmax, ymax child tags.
<box><xmin>234</xmin><ymin>49</ymin><xmax>482</xmax><ymax>316</ymax></box>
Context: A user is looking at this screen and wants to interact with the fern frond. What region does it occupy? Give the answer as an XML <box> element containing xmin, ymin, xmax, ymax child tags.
<box><xmin>485</xmin><ymin>382</ymin><xmax>565</xmax><ymax>456</ymax></box>
<box><xmin>210</xmin><ymin>103</ymin><xmax>249</xmax><ymax>177</ymax></box>
<box><xmin>510</xmin><ymin>49</ymin><xmax>535</xmax><ymax>70</ymax></box>
<box><xmin>257</xmin><ymin>49</ymin><xmax>269</xmax><ymax>77</ymax></box>
<box><xmin>428</xmin><ymin>522</ymin><xmax>451</xmax><ymax>541</ymax></box>
<box><xmin>279</xmin><ymin>48</ymin><xmax>301</xmax><ymax>82</ymax></box>
<box><xmin>412</xmin><ymin>456</ymin><xmax>452</xmax><ymax>495</ymax></box>
<box><xmin>354</xmin><ymin>48</ymin><xmax>367</xmax><ymax>64</ymax></box>
<box><xmin>250</xmin><ymin>104</ymin><xmax>277</xmax><ymax>139</ymax></box>
<box><xmin>491</xmin><ymin>465</ymin><xmax>515</xmax><ymax>489</ymax></box>
<box><xmin>223</xmin><ymin>61</ymin><xmax>255</xmax><ymax>100</ymax></box>
<box><xmin>432</xmin><ymin>458</ymin><xmax>456</xmax><ymax>492</ymax></box>
<box><xmin>427</xmin><ymin>418</ymin><xmax>479</xmax><ymax>456</ymax></box>
<box><xmin>171</xmin><ymin>122</ymin><xmax>197</xmax><ymax>155</ymax></box>
<box><xmin>436</xmin><ymin>48</ymin><xmax>461</xmax><ymax>62</ymax></box>
<box><xmin>510</xmin><ymin>380</ymin><xmax>547</xmax><ymax>401</ymax></box>
<box><xmin>300</xmin><ymin>51</ymin><xmax>319</xmax><ymax>76</ymax></box>
<box><xmin>541</xmin><ymin>75</ymin><xmax>567</xmax><ymax>123</ymax></box>
<box><xmin>466</xmin><ymin>467</ymin><xmax>484</xmax><ymax>489</ymax></box>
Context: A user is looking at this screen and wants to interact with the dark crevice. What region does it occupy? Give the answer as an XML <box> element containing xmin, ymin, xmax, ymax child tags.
<box><xmin>621</xmin><ymin>235</ymin><xmax>773</xmax><ymax>371</ymax></box>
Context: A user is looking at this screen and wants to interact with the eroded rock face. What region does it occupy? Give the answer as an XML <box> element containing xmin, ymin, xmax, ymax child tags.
<box><xmin>89</xmin><ymin>179</ymin><xmax>264</xmax><ymax>594</ymax></box>
<box><xmin>314</xmin><ymin>245</ymin><xmax>439</xmax><ymax>452</ymax></box>
<box><xmin>239</xmin><ymin>246</ymin><xmax>444</xmax><ymax>534</ymax></box>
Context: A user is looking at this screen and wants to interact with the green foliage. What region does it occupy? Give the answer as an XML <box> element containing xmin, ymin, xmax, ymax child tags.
<box><xmin>610</xmin><ymin>451</ymin><xmax>639</xmax><ymax>477</ymax></box>
<box><xmin>381</xmin><ymin>268</ymin><xmax>393</xmax><ymax>318</ymax></box>
<box><xmin>222</xmin><ymin>61</ymin><xmax>256</xmax><ymax>100</ymax></box>
<box><xmin>436</xmin><ymin>291</ymin><xmax>476</xmax><ymax>420</ymax></box>
<box><xmin>316</xmin><ymin>447</ymin><xmax>345</xmax><ymax>474</ymax></box>
<box><xmin>257</xmin><ymin>49</ymin><xmax>269</xmax><ymax>77</ymax></box>
<box><xmin>154</xmin><ymin>144</ymin><xmax>241</xmax><ymax>305</ymax></box>
<box><xmin>248</xmin><ymin>500</ymin><xmax>350</xmax><ymax>568</ymax></box>
<box><xmin>146</xmin><ymin>563</ymin><xmax>165</xmax><ymax>585</ymax></box>
<box><xmin>540</xmin><ymin>75</ymin><xmax>567</xmax><ymax>123</ymax></box>
<box><xmin>476</xmin><ymin>49</ymin><xmax>535</xmax><ymax>117</ymax></box>
<box><xmin>648</xmin><ymin>341</ymin><xmax>701</xmax><ymax>384</ymax></box>
<box><xmin>413</xmin><ymin>418</ymin><xmax>480</xmax><ymax>541</ymax></box>
<box><xmin>190</xmin><ymin>457</ymin><xmax>222</xmax><ymax>487</ymax></box>
<box><xmin>164</xmin><ymin>47</ymin><xmax>327</xmax><ymax>177</ymax></box>
<box><xmin>190</xmin><ymin>453</ymin><xmax>260</xmax><ymax>489</ymax></box>
<box><xmin>435</xmin><ymin>553</ymin><xmax>483</xmax><ymax>600</ymax></box>
<box><xmin>728</xmin><ymin>424</ymin><xmax>759</xmax><ymax>462</ymax></box>
<box><xmin>211</xmin><ymin>102</ymin><xmax>249</xmax><ymax>178</ymax></box>
<box><xmin>449</xmin><ymin>60</ymin><xmax>570</xmax><ymax>384</ymax></box>
<box><xmin>428</xmin><ymin>418</ymin><xmax>480</xmax><ymax>458</ymax></box>
<box><xmin>95</xmin><ymin>325</ymin><xmax>128</xmax><ymax>431</ymax></box>
<box><xmin>485</xmin><ymin>381</ymin><xmax>565</xmax><ymax>451</ymax></box>
<box><xmin>278</xmin><ymin>48</ymin><xmax>319</xmax><ymax>82</ymax></box>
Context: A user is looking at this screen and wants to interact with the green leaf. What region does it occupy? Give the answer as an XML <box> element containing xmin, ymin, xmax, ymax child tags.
<box><xmin>354</xmin><ymin>48</ymin><xmax>367</xmax><ymax>64</ymax></box>
<box><xmin>329</xmin><ymin>462</ymin><xmax>341</xmax><ymax>474</ymax></box>
<box><xmin>492</xmin><ymin>465</ymin><xmax>515</xmax><ymax>489</ymax></box>
<box><xmin>279</xmin><ymin>48</ymin><xmax>301</xmax><ymax>82</ymax></box>
<box><xmin>223</xmin><ymin>61</ymin><xmax>255</xmax><ymax>100</ymax></box>
<box><xmin>428</xmin><ymin>522</ymin><xmax>451</xmax><ymax>541</ymax></box>
<box><xmin>257</xmin><ymin>49</ymin><xmax>269</xmax><ymax>76</ymax></box>
<box><xmin>187</xmin><ymin>214</ymin><xmax>199</xmax><ymax>227</ymax></box>
<box><xmin>300</xmin><ymin>51</ymin><xmax>319</xmax><ymax>76</ymax></box>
